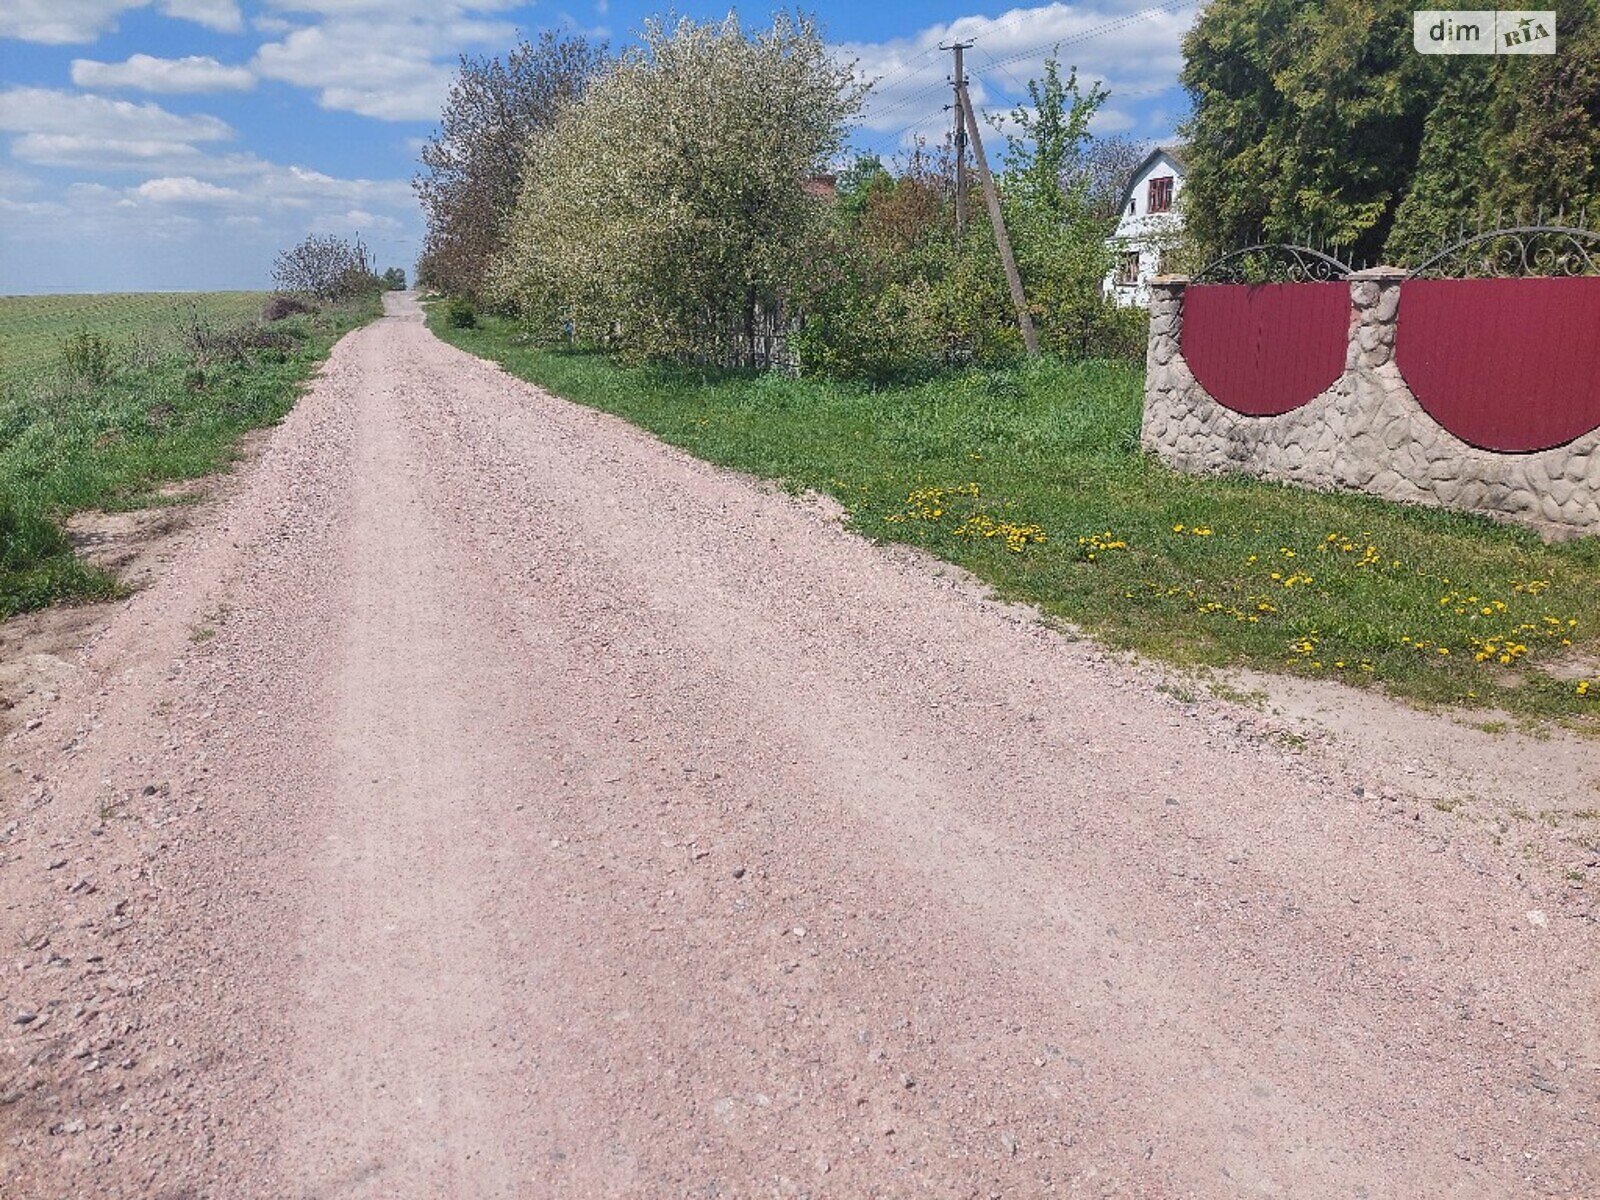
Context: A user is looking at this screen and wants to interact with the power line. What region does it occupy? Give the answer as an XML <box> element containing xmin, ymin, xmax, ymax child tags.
<box><xmin>852</xmin><ymin>105</ymin><xmax>954</xmax><ymax>157</ymax></box>
<box><xmin>854</xmin><ymin>1</ymin><xmax>1197</xmax><ymax>144</ymax></box>
<box><xmin>979</xmin><ymin>0</ymin><xmax>1199</xmax><ymax>76</ymax></box>
<box><xmin>854</xmin><ymin>0</ymin><xmax>1188</xmax><ymax>113</ymax></box>
<box><xmin>854</xmin><ymin>43</ymin><xmax>944</xmax><ymax>101</ymax></box>
<box><xmin>866</xmin><ymin>76</ymin><xmax>959</xmax><ymax>123</ymax></box>
<box><xmin>978</xmin><ymin>47</ymin><xmax>1032</xmax><ymax>97</ymax></box>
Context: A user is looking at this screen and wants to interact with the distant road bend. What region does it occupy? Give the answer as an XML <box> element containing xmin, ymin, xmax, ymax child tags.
<box><xmin>2</xmin><ymin>292</ymin><xmax>1595</xmax><ymax>1198</ymax></box>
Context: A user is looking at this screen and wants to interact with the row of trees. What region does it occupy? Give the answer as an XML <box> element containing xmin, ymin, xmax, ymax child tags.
<box><xmin>494</xmin><ymin>16</ymin><xmax>864</xmax><ymax>365</ymax></box>
<box><xmin>414</xmin><ymin>5</ymin><xmax>1598</xmax><ymax>370</ymax></box>
<box><xmin>415</xmin><ymin>32</ymin><xmax>608</xmax><ymax>299</ymax></box>
<box><xmin>415</xmin><ymin>17</ymin><xmax>1146</xmax><ymax>378</ymax></box>
<box><xmin>1181</xmin><ymin>0</ymin><xmax>1600</xmax><ymax>265</ymax></box>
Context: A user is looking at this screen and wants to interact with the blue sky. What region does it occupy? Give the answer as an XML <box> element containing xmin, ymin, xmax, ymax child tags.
<box><xmin>0</xmin><ymin>1</ymin><xmax>1197</xmax><ymax>294</ymax></box>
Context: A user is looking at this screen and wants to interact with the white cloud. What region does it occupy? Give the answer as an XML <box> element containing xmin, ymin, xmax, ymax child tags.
<box><xmin>255</xmin><ymin>164</ymin><xmax>415</xmax><ymax>209</ymax></box>
<box><xmin>71</xmin><ymin>54</ymin><xmax>256</xmax><ymax>93</ymax></box>
<box><xmin>838</xmin><ymin>2</ymin><xmax>1193</xmax><ymax>151</ymax></box>
<box><xmin>0</xmin><ymin>168</ymin><xmax>64</xmax><ymax>218</ymax></box>
<box><xmin>0</xmin><ymin>87</ymin><xmax>233</xmax><ymax>142</ymax></box>
<box><xmin>0</xmin><ymin>0</ymin><xmax>246</xmax><ymax>42</ymax></box>
<box><xmin>135</xmin><ymin>175</ymin><xmax>242</xmax><ymax>202</ymax></box>
<box><xmin>0</xmin><ymin>1</ymin><xmax>144</xmax><ymax>44</ymax></box>
<box><xmin>0</xmin><ymin>195</ymin><xmax>70</xmax><ymax>218</ymax></box>
<box><xmin>1091</xmin><ymin>106</ymin><xmax>1137</xmax><ymax>134</ymax></box>
<box><xmin>0</xmin><ymin>87</ymin><xmax>241</xmax><ymax>176</ymax></box>
<box><xmin>312</xmin><ymin>206</ymin><xmax>403</xmax><ymax>234</ymax></box>
<box><xmin>253</xmin><ymin>24</ymin><xmax>455</xmax><ymax>119</ymax></box>
<box><xmin>252</xmin><ymin>2</ymin><xmax>517</xmax><ymax>120</ymax></box>
<box><xmin>160</xmin><ymin>0</ymin><xmax>243</xmax><ymax>32</ymax></box>
<box><xmin>0</xmin><ymin>151</ymin><xmax>424</xmax><ymax>290</ymax></box>
<box><xmin>0</xmin><ymin>166</ymin><xmax>42</xmax><ymax>197</ymax></box>
<box><xmin>10</xmin><ymin>134</ymin><xmax>213</xmax><ymax>169</ymax></box>
<box><xmin>263</xmin><ymin>0</ymin><xmax>518</xmax><ymax>15</ymax></box>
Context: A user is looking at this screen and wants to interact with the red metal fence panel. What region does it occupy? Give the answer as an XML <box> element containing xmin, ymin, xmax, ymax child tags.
<box><xmin>1395</xmin><ymin>277</ymin><xmax>1600</xmax><ymax>453</ymax></box>
<box><xmin>1180</xmin><ymin>282</ymin><xmax>1350</xmax><ymax>416</ymax></box>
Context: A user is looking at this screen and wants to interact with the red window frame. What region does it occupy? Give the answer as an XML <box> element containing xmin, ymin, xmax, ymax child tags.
<box><xmin>1147</xmin><ymin>176</ymin><xmax>1174</xmax><ymax>214</ymax></box>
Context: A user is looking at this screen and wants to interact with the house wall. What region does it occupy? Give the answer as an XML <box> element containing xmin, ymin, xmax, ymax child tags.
<box><xmin>1106</xmin><ymin>152</ymin><xmax>1185</xmax><ymax>309</ymax></box>
<box><xmin>1141</xmin><ymin>269</ymin><xmax>1600</xmax><ymax>538</ymax></box>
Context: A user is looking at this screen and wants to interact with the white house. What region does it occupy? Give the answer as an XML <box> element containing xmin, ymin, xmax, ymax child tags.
<box><xmin>1104</xmin><ymin>146</ymin><xmax>1186</xmax><ymax>308</ymax></box>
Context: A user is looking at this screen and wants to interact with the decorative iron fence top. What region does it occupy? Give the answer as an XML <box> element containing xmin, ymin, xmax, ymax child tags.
<box><xmin>1406</xmin><ymin>225</ymin><xmax>1600</xmax><ymax>279</ymax></box>
<box><xmin>1193</xmin><ymin>244</ymin><xmax>1355</xmax><ymax>285</ymax></box>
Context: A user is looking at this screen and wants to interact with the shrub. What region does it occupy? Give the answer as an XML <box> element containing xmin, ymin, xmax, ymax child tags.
<box><xmin>446</xmin><ymin>299</ymin><xmax>478</xmax><ymax>328</ymax></box>
<box><xmin>263</xmin><ymin>294</ymin><xmax>315</xmax><ymax>321</ymax></box>
<box><xmin>1064</xmin><ymin>303</ymin><xmax>1150</xmax><ymax>363</ymax></box>
<box><xmin>272</xmin><ymin>234</ymin><xmax>382</xmax><ymax>300</ymax></box>
<box><xmin>178</xmin><ymin>303</ymin><xmax>298</xmax><ymax>365</ymax></box>
<box><xmin>59</xmin><ymin>328</ymin><xmax>113</xmax><ymax>385</ymax></box>
<box><xmin>381</xmin><ymin>267</ymin><xmax>407</xmax><ymax>291</ymax></box>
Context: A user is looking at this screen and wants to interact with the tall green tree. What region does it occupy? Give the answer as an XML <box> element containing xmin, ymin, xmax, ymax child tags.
<box><xmin>999</xmin><ymin>58</ymin><xmax>1121</xmax><ymax>356</ymax></box>
<box><xmin>415</xmin><ymin>32</ymin><xmax>608</xmax><ymax>301</ymax></box>
<box><xmin>1384</xmin><ymin>64</ymin><xmax>1496</xmax><ymax>264</ymax></box>
<box><xmin>1002</xmin><ymin>59</ymin><xmax>1106</xmax><ymax>214</ymax></box>
<box><xmin>1181</xmin><ymin>0</ymin><xmax>1432</xmax><ymax>261</ymax></box>
<box><xmin>1483</xmin><ymin>1</ymin><xmax>1600</xmax><ymax>224</ymax></box>
<box><xmin>1180</xmin><ymin>0</ymin><xmax>1600</xmax><ymax>266</ymax></box>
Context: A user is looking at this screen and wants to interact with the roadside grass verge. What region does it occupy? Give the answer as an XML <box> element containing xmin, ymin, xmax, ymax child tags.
<box><xmin>434</xmin><ymin>310</ymin><xmax>1600</xmax><ymax>726</ymax></box>
<box><xmin>1</xmin><ymin>292</ymin><xmax>379</xmax><ymax>618</ymax></box>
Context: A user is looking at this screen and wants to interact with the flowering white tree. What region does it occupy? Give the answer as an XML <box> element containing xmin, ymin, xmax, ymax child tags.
<box><xmin>493</xmin><ymin>14</ymin><xmax>865</xmax><ymax>365</ymax></box>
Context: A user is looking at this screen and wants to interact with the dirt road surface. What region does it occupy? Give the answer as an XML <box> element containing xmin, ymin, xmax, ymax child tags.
<box><xmin>3</xmin><ymin>294</ymin><xmax>1596</xmax><ymax>1198</ymax></box>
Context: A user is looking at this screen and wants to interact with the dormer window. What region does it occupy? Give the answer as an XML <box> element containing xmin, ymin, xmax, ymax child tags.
<box><xmin>1147</xmin><ymin>175</ymin><xmax>1174</xmax><ymax>213</ymax></box>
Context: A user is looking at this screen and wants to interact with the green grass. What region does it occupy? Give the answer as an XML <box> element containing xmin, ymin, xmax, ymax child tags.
<box><xmin>1</xmin><ymin>290</ymin><xmax>379</xmax><ymax>617</ymax></box>
<box><xmin>0</xmin><ymin>292</ymin><xmax>266</xmax><ymax>386</ymax></box>
<box><xmin>433</xmin><ymin>309</ymin><xmax>1600</xmax><ymax>726</ymax></box>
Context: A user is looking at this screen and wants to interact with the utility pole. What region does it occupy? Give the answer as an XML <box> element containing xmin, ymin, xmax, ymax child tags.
<box><xmin>944</xmin><ymin>41</ymin><xmax>972</xmax><ymax>237</ymax></box>
<box><xmin>956</xmin><ymin>70</ymin><xmax>1039</xmax><ymax>356</ymax></box>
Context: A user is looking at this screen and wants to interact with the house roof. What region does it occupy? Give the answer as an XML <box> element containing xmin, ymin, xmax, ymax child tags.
<box><xmin>1115</xmin><ymin>144</ymin><xmax>1187</xmax><ymax>215</ymax></box>
<box><xmin>802</xmin><ymin>173</ymin><xmax>838</xmax><ymax>200</ymax></box>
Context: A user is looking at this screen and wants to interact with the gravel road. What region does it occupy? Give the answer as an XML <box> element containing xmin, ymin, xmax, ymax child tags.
<box><xmin>2</xmin><ymin>293</ymin><xmax>1596</xmax><ymax>1197</ymax></box>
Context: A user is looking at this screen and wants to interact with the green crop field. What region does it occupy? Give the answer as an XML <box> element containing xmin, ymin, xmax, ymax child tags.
<box><xmin>0</xmin><ymin>292</ymin><xmax>268</xmax><ymax>384</ymax></box>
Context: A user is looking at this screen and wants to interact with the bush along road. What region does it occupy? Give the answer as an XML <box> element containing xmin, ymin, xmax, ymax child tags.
<box><xmin>1</xmin><ymin>293</ymin><xmax>1595</xmax><ymax>1198</ymax></box>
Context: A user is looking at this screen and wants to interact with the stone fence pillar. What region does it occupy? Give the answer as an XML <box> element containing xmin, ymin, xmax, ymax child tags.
<box><xmin>1347</xmin><ymin>265</ymin><xmax>1404</xmax><ymax>369</ymax></box>
<box><xmin>1146</xmin><ymin>275</ymin><xmax>1187</xmax><ymax>368</ymax></box>
<box><xmin>1142</xmin><ymin>276</ymin><xmax>1188</xmax><ymax>452</ymax></box>
<box><xmin>1336</xmin><ymin>266</ymin><xmax>1406</xmax><ymax>492</ymax></box>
